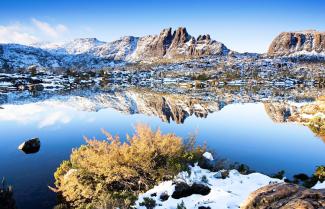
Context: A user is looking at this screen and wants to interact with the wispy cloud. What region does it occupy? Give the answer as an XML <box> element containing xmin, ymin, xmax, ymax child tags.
<box><xmin>0</xmin><ymin>18</ymin><xmax>69</xmax><ymax>44</ymax></box>
<box><xmin>31</xmin><ymin>18</ymin><xmax>68</xmax><ymax>38</ymax></box>
<box><xmin>0</xmin><ymin>24</ymin><xmax>39</xmax><ymax>44</ymax></box>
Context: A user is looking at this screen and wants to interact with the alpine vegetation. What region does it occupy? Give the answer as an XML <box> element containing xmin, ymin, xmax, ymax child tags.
<box><xmin>53</xmin><ymin>124</ymin><xmax>206</xmax><ymax>209</ymax></box>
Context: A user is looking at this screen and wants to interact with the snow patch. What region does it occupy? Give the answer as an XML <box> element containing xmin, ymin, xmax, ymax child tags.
<box><xmin>312</xmin><ymin>181</ymin><xmax>325</xmax><ymax>189</ymax></box>
<box><xmin>135</xmin><ymin>164</ymin><xmax>282</xmax><ymax>209</ymax></box>
<box><xmin>202</xmin><ymin>152</ymin><xmax>214</xmax><ymax>161</ymax></box>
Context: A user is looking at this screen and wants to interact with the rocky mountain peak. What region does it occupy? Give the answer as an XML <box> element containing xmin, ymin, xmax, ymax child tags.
<box><xmin>170</xmin><ymin>27</ymin><xmax>191</xmax><ymax>47</ymax></box>
<box><xmin>197</xmin><ymin>34</ymin><xmax>211</xmax><ymax>42</ymax></box>
<box><xmin>268</xmin><ymin>30</ymin><xmax>325</xmax><ymax>57</ymax></box>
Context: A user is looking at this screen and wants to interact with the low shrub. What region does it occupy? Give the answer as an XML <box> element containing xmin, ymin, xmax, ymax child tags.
<box><xmin>315</xmin><ymin>166</ymin><xmax>325</xmax><ymax>181</ymax></box>
<box><xmin>139</xmin><ymin>197</ymin><xmax>156</xmax><ymax>209</ymax></box>
<box><xmin>54</xmin><ymin>124</ymin><xmax>205</xmax><ymax>208</ymax></box>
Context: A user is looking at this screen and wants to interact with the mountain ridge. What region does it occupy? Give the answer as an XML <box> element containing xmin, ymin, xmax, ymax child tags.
<box><xmin>0</xmin><ymin>27</ymin><xmax>230</xmax><ymax>71</ymax></box>
<box><xmin>2</xmin><ymin>28</ymin><xmax>325</xmax><ymax>71</ymax></box>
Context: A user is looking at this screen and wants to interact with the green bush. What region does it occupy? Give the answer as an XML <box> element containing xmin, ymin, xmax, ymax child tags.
<box><xmin>53</xmin><ymin>124</ymin><xmax>205</xmax><ymax>208</ymax></box>
<box><xmin>139</xmin><ymin>197</ymin><xmax>156</xmax><ymax>209</ymax></box>
<box><xmin>315</xmin><ymin>166</ymin><xmax>325</xmax><ymax>181</ymax></box>
<box><xmin>176</xmin><ymin>201</ymin><xmax>186</xmax><ymax>209</ymax></box>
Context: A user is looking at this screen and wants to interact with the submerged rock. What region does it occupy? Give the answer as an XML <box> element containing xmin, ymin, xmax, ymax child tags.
<box><xmin>241</xmin><ymin>183</ymin><xmax>325</xmax><ymax>209</ymax></box>
<box><xmin>18</xmin><ymin>138</ymin><xmax>40</xmax><ymax>154</ymax></box>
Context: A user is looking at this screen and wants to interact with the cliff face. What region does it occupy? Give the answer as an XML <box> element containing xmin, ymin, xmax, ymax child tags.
<box><xmin>263</xmin><ymin>102</ymin><xmax>293</xmax><ymax>123</ymax></box>
<box><xmin>129</xmin><ymin>27</ymin><xmax>229</xmax><ymax>61</ymax></box>
<box><xmin>268</xmin><ymin>31</ymin><xmax>325</xmax><ymax>57</ymax></box>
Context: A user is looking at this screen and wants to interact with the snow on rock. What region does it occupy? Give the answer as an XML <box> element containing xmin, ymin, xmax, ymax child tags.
<box><xmin>312</xmin><ymin>181</ymin><xmax>325</xmax><ymax>189</ymax></box>
<box><xmin>202</xmin><ymin>152</ymin><xmax>214</xmax><ymax>161</ymax></box>
<box><xmin>134</xmin><ymin>164</ymin><xmax>282</xmax><ymax>209</ymax></box>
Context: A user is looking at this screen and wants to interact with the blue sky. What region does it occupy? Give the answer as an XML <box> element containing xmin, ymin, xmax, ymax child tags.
<box><xmin>0</xmin><ymin>0</ymin><xmax>324</xmax><ymax>53</ymax></box>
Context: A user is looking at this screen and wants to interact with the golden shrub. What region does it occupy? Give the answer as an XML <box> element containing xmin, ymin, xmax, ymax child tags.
<box><xmin>54</xmin><ymin>124</ymin><xmax>205</xmax><ymax>208</ymax></box>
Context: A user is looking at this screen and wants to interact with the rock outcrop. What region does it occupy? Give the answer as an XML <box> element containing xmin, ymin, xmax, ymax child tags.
<box><xmin>18</xmin><ymin>138</ymin><xmax>41</xmax><ymax>154</ymax></box>
<box><xmin>241</xmin><ymin>183</ymin><xmax>325</xmax><ymax>209</ymax></box>
<box><xmin>263</xmin><ymin>102</ymin><xmax>293</xmax><ymax>123</ymax></box>
<box><xmin>268</xmin><ymin>30</ymin><xmax>325</xmax><ymax>57</ymax></box>
<box><xmin>129</xmin><ymin>27</ymin><xmax>229</xmax><ymax>61</ymax></box>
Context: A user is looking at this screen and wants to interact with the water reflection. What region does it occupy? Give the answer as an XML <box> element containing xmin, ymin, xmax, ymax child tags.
<box><xmin>0</xmin><ymin>87</ymin><xmax>324</xmax><ymax>209</ymax></box>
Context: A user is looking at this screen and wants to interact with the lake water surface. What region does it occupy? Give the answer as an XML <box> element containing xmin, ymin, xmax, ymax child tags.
<box><xmin>0</xmin><ymin>90</ymin><xmax>324</xmax><ymax>209</ymax></box>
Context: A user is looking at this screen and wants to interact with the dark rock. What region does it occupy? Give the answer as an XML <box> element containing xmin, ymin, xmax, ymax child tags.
<box><xmin>191</xmin><ymin>183</ymin><xmax>211</xmax><ymax>195</ymax></box>
<box><xmin>159</xmin><ymin>192</ymin><xmax>169</xmax><ymax>201</ymax></box>
<box><xmin>171</xmin><ymin>182</ymin><xmax>210</xmax><ymax>199</ymax></box>
<box><xmin>213</xmin><ymin>170</ymin><xmax>230</xmax><ymax>179</ymax></box>
<box><xmin>198</xmin><ymin>207</ymin><xmax>211</xmax><ymax>209</ymax></box>
<box><xmin>241</xmin><ymin>183</ymin><xmax>325</xmax><ymax>209</ymax></box>
<box><xmin>294</xmin><ymin>173</ymin><xmax>310</xmax><ymax>181</ymax></box>
<box><xmin>197</xmin><ymin>34</ymin><xmax>211</xmax><ymax>42</ymax></box>
<box><xmin>150</xmin><ymin>192</ymin><xmax>157</xmax><ymax>197</ymax></box>
<box><xmin>28</xmin><ymin>84</ymin><xmax>44</xmax><ymax>91</ymax></box>
<box><xmin>18</xmin><ymin>138</ymin><xmax>40</xmax><ymax>154</ymax></box>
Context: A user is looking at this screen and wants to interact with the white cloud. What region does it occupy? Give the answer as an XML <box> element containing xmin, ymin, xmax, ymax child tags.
<box><xmin>31</xmin><ymin>18</ymin><xmax>68</xmax><ymax>38</ymax></box>
<box><xmin>0</xmin><ymin>18</ymin><xmax>69</xmax><ymax>44</ymax></box>
<box><xmin>38</xmin><ymin>111</ymin><xmax>71</xmax><ymax>128</ymax></box>
<box><xmin>0</xmin><ymin>24</ymin><xmax>39</xmax><ymax>44</ymax></box>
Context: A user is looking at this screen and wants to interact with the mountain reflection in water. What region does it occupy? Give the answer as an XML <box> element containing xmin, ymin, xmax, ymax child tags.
<box><xmin>0</xmin><ymin>86</ymin><xmax>325</xmax><ymax>209</ymax></box>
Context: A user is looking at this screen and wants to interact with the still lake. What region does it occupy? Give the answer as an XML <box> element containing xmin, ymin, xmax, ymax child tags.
<box><xmin>0</xmin><ymin>90</ymin><xmax>324</xmax><ymax>209</ymax></box>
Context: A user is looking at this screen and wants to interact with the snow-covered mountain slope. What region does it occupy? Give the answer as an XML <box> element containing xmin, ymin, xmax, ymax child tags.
<box><xmin>0</xmin><ymin>27</ymin><xmax>230</xmax><ymax>70</ymax></box>
<box><xmin>0</xmin><ymin>43</ymin><xmax>116</xmax><ymax>71</ymax></box>
<box><xmin>0</xmin><ymin>44</ymin><xmax>61</xmax><ymax>69</ymax></box>
<box><xmin>34</xmin><ymin>38</ymin><xmax>106</xmax><ymax>55</ymax></box>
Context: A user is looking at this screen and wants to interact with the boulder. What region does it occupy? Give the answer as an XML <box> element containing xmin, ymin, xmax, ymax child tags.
<box><xmin>213</xmin><ymin>170</ymin><xmax>230</xmax><ymax>179</ymax></box>
<box><xmin>171</xmin><ymin>182</ymin><xmax>210</xmax><ymax>199</ymax></box>
<box><xmin>241</xmin><ymin>183</ymin><xmax>325</xmax><ymax>209</ymax></box>
<box><xmin>18</xmin><ymin>138</ymin><xmax>40</xmax><ymax>154</ymax></box>
<box><xmin>159</xmin><ymin>192</ymin><xmax>169</xmax><ymax>201</ymax></box>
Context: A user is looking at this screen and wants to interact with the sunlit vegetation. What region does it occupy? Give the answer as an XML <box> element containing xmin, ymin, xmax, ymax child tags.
<box><xmin>315</xmin><ymin>166</ymin><xmax>325</xmax><ymax>181</ymax></box>
<box><xmin>308</xmin><ymin>117</ymin><xmax>325</xmax><ymax>137</ymax></box>
<box><xmin>53</xmin><ymin>124</ymin><xmax>206</xmax><ymax>209</ymax></box>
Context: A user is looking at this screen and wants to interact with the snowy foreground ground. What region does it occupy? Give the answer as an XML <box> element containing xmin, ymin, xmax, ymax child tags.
<box><xmin>134</xmin><ymin>153</ymin><xmax>324</xmax><ymax>209</ymax></box>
